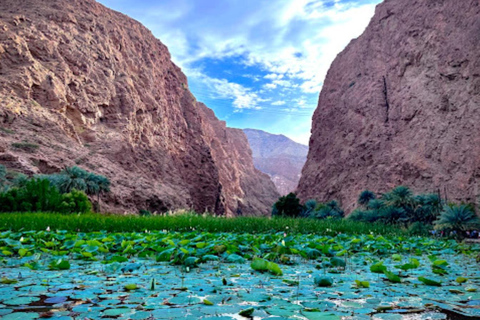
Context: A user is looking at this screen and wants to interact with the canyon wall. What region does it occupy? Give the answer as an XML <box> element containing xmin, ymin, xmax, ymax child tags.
<box><xmin>298</xmin><ymin>0</ymin><xmax>480</xmax><ymax>212</ymax></box>
<box><xmin>0</xmin><ymin>0</ymin><xmax>278</xmax><ymax>215</ymax></box>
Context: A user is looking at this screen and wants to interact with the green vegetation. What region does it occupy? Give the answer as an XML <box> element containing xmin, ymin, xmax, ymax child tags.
<box><xmin>0</xmin><ymin>165</ymin><xmax>110</xmax><ymax>214</ymax></box>
<box><xmin>0</xmin><ymin>229</ymin><xmax>478</xmax><ymax>319</ymax></box>
<box><xmin>0</xmin><ymin>213</ymin><xmax>416</xmax><ymax>235</ymax></box>
<box><xmin>0</xmin><ymin>179</ymin><xmax>91</xmax><ymax>214</ymax></box>
<box><xmin>348</xmin><ymin>186</ymin><xmax>480</xmax><ymax>236</ymax></box>
<box><xmin>273</xmin><ymin>193</ymin><xmax>344</xmax><ymax>219</ymax></box>
<box><xmin>350</xmin><ymin>186</ymin><xmax>443</xmax><ymax>226</ymax></box>
<box><xmin>272</xmin><ymin>192</ymin><xmax>302</xmax><ymax>217</ymax></box>
<box><xmin>39</xmin><ymin>166</ymin><xmax>110</xmax><ymax>200</ymax></box>
<box><xmin>435</xmin><ymin>204</ymin><xmax>480</xmax><ymax>234</ymax></box>
<box><xmin>269</xmin><ymin>186</ymin><xmax>479</xmax><ymax>238</ymax></box>
<box><xmin>11</xmin><ymin>142</ymin><xmax>39</xmax><ymax>153</ymax></box>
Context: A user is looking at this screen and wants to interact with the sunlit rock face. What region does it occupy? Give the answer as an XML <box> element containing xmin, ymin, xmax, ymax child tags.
<box><xmin>244</xmin><ymin>129</ymin><xmax>308</xmax><ymax>195</ymax></box>
<box><xmin>298</xmin><ymin>0</ymin><xmax>480</xmax><ymax>212</ymax></box>
<box><xmin>0</xmin><ymin>0</ymin><xmax>278</xmax><ymax>215</ymax></box>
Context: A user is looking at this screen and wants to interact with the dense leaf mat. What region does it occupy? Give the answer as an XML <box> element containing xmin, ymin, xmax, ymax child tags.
<box><xmin>0</xmin><ymin>230</ymin><xmax>479</xmax><ymax>319</ymax></box>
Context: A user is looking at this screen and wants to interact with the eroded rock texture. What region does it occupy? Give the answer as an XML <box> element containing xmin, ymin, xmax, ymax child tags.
<box><xmin>0</xmin><ymin>0</ymin><xmax>278</xmax><ymax>215</ymax></box>
<box><xmin>298</xmin><ymin>0</ymin><xmax>480</xmax><ymax>212</ymax></box>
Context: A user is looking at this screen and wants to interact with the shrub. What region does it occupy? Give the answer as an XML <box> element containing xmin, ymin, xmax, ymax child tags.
<box><xmin>60</xmin><ymin>189</ymin><xmax>92</xmax><ymax>214</ymax></box>
<box><xmin>40</xmin><ymin>166</ymin><xmax>110</xmax><ymax>196</ymax></box>
<box><xmin>139</xmin><ymin>209</ymin><xmax>152</xmax><ymax>217</ymax></box>
<box><xmin>272</xmin><ymin>193</ymin><xmax>302</xmax><ymax>217</ymax></box>
<box><xmin>349</xmin><ymin>187</ymin><xmax>443</xmax><ymax>227</ymax></box>
<box><xmin>435</xmin><ymin>204</ymin><xmax>480</xmax><ymax>234</ymax></box>
<box><xmin>358</xmin><ymin>190</ymin><xmax>376</xmax><ymax>207</ymax></box>
<box><xmin>301</xmin><ymin>199</ymin><xmax>317</xmax><ymax>217</ymax></box>
<box><xmin>11</xmin><ymin>142</ymin><xmax>39</xmax><ymax>153</ymax></box>
<box><xmin>0</xmin><ymin>178</ymin><xmax>91</xmax><ymax>214</ymax></box>
<box><xmin>409</xmin><ymin>221</ymin><xmax>433</xmax><ymax>236</ymax></box>
<box><xmin>301</xmin><ymin>199</ymin><xmax>344</xmax><ymax>220</ymax></box>
<box><xmin>311</xmin><ymin>200</ymin><xmax>344</xmax><ymax>219</ymax></box>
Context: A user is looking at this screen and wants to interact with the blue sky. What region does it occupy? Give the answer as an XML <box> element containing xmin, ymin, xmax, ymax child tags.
<box><xmin>97</xmin><ymin>0</ymin><xmax>382</xmax><ymax>144</ymax></box>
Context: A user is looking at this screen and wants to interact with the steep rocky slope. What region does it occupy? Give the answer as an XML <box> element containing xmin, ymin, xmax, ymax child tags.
<box><xmin>244</xmin><ymin>129</ymin><xmax>308</xmax><ymax>195</ymax></box>
<box><xmin>199</xmin><ymin>107</ymin><xmax>279</xmax><ymax>216</ymax></box>
<box><xmin>0</xmin><ymin>0</ymin><xmax>278</xmax><ymax>215</ymax></box>
<box><xmin>298</xmin><ymin>0</ymin><xmax>480</xmax><ymax>212</ymax></box>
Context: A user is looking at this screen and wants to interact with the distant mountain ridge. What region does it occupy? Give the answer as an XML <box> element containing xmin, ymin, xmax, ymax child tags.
<box><xmin>244</xmin><ymin>129</ymin><xmax>308</xmax><ymax>195</ymax></box>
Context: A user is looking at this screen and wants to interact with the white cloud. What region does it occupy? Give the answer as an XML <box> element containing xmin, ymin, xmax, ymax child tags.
<box><xmin>264</xmin><ymin>83</ymin><xmax>277</xmax><ymax>90</ymax></box>
<box><xmin>264</xmin><ymin>73</ymin><xmax>284</xmax><ymax>80</ymax></box>
<box><xmin>99</xmin><ymin>0</ymin><xmax>380</xmax><ymax>94</ymax></box>
<box><xmin>193</xmin><ymin>73</ymin><xmax>263</xmax><ymax>110</ymax></box>
<box><xmin>272</xmin><ymin>101</ymin><xmax>286</xmax><ymax>106</ymax></box>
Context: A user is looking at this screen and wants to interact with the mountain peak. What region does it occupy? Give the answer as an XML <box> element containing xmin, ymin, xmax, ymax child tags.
<box><xmin>244</xmin><ymin>129</ymin><xmax>308</xmax><ymax>195</ymax></box>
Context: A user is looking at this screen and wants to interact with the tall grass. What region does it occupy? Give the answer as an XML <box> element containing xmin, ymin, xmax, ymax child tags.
<box><xmin>0</xmin><ymin>212</ymin><xmax>415</xmax><ymax>236</ymax></box>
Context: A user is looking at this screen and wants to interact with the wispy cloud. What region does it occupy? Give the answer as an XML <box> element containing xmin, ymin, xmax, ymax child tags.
<box><xmin>97</xmin><ymin>0</ymin><xmax>381</xmax><ymax>144</ymax></box>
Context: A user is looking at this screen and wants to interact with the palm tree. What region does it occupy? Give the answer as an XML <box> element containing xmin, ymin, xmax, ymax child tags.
<box><xmin>301</xmin><ymin>199</ymin><xmax>318</xmax><ymax>217</ymax></box>
<box><xmin>358</xmin><ymin>190</ymin><xmax>376</xmax><ymax>207</ymax></box>
<box><xmin>414</xmin><ymin>193</ymin><xmax>442</xmax><ymax>224</ymax></box>
<box><xmin>435</xmin><ymin>204</ymin><xmax>480</xmax><ymax>235</ymax></box>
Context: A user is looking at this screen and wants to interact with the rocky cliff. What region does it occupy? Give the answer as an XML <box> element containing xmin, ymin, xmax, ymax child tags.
<box><xmin>198</xmin><ymin>106</ymin><xmax>279</xmax><ymax>216</ymax></box>
<box><xmin>244</xmin><ymin>129</ymin><xmax>308</xmax><ymax>195</ymax></box>
<box><xmin>0</xmin><ymin>0</ymin><xmax>278</xmax><ymax>215</ymax></box>
<box><xmin>298</xmin><ymin>0</ymin><xmax>480</xmax><ymax>212</ymax></box>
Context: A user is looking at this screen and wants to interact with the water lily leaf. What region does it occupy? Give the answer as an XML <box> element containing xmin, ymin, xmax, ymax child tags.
<box><xmin>239</xmin><ymin>307</ymin><xmax>254</xmax><ymax>317</ymax></box>
<box><xmin>157</xmin><ymin>248</ymin><xmax>175</xmax><ymax>262</ymax></box>
<box><xmin>103</xmin><ymin>308</ymin><xmax>131</xmax><ymax>317</ymax></box>
<box><xmin>2</xmin><ymin>312</ymin><xmax>39</xmax><ymax>320</ymax></box>
<box><xmin>45</xmin><ymin>296</ymin><xmax>68</xmax><ymax>304</ymax></box>
<box><xmin>354</xmin><ymin>280</ymin><xmax>370</xmax><ymax>288</ymax></box>
<box><xmin>456</xmin><ymin>277</ymin><xmax>467</xmax><ymax>284</ymax></box>
<box><xmin>120</xmin><ymin>263</ymin><xmax>142</xmax><ymax>273</ymax></box>
<box><xmin>306</xmin><ymin>249</ymin><xmax>321</xmax><ymax>259</ymax></box>
<box><xmin>0</xmin><ymin>277</ymin><xmax>17</xmax><ymax>284</ymax></box>
<box><xmin>251</xmin><ymin>258</ymin><xmax>269</xmax><ymax>272</ymax></box>
<box><xmin>201</xmin><ymin>255</ymin><xmax>219</xmax><ymax>262</ymax></box>
<box><xmin>392</xmin><ymin>254</ymin><xmax>402</xmax><ymax>261</ymax></box>
<box><xmin>449</xmin><ymin>289</ymin><xmax>463</xmax><ymax>294</ymax></box>
<box><xmin>432</xmin><ymin>267</ymin><xmax>448</xmax><ymax>275</ymax></box>
<box><xmin>314</xmin><ymin>276</ymin><xmax>333</xmax><ymax>287</ymax></box>
<box><xmin>370</xmin><ymin>261</ymin><xmax>387</xmax><ymax>274</ymax></box>
<box><xmin>184</xmin><ymin>257</ymin><xmax>199</xmax><ymax>267</ymax></box>
<box><xmin>283</xmin><ymin>279</ymin><xmax>299</xmax><ymax>286</ymax></box>
<box><xmin>48</xmin><ymin>258</ymin><xmax>70</xmax><ymax>270</ymax></box>
<box><xmin>226</xmin><ymin>254</ymin><xmax>245</xmax><ymax>264</ymax></box>
<box><xmin>330</xmin><ymin>257</ymin><xmax>346</xmax><ymax>268</ymax></box>
<box><xmin>4</xmin><ymin>297</ymin><xmax>40</xmax><ymax>305</ymax></box>
<box><xmin>203</xmin><ymin>299</ymin><xmax>214</xmax><ymax>305</ymax></box>
<box><xmin>125</xmin><ymin>284</ymin><xmax>138</xmax><ymax>290</ymax></box>
<box><xmin>383</xmin><ymin>270</ymin><xmax>401</xmax><ymax>283</ymax></box>
<box><xmin>267</xmin><ymin>261</ymin><xmax>283</xmax><ymax>276</ymax></box>
<box><xmin>107</xmin><ymin>255</ymin><xmax>128</xmax><ymax>263</ymax></box>
<box><xmin>418</xmin><ymin>276</ymin><xmax>441</xmax><ymax>286</ymax></box>
<box><xmin>196</xmin><ymin>242</ymin><xmax>207</xmax><ymax>249</ymax></box>
<box><xmin>433</xmin><ymin>260</ymin><xmax>448</xmax><ymax>267</ymax></box>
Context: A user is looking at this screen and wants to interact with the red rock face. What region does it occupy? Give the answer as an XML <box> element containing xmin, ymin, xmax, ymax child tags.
<box><xmin>298</xmin><ymin>0</ymin><xmax>480</xmax><ymax>213</ymax></box>
<box><xmin>198</xmin><ymin>104</ymin><xmax>279</xmax><ymax>216</ymax></box>
<box><xmin>0</xmin><ymin>0</ymin><xmax>278</xmax><ymax>215</ymax></box>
